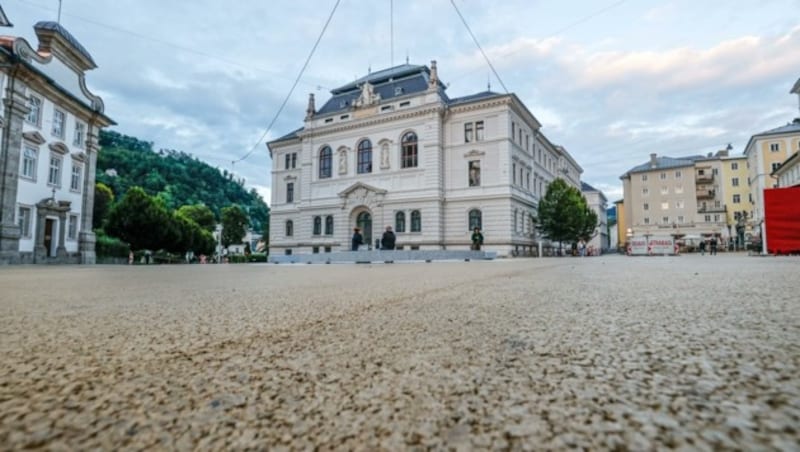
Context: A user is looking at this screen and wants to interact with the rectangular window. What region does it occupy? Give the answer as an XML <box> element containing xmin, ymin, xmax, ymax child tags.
<box><xmin>704</xmin><ymin>215</ymin><xmax>711</xmax><ymax>222</ymax></box>
<box><xmin>675</xmin><ymin>170</ymin><xmax>682</xmax><ymax>178</ymax></box>
<box><xmin>73</xmin><ymin>122</ymin><xmax>85</xmax><ymax>147</ymax></box>
<box><xmin>770</xmin><ymin>143</ymin><xmax>780</xmax><ymax>152</ymax></box>
<box><xmin>714</xmin><ymin>214</ymin><xmax>720</xmax><ymax>222</ymax></box>
<box><xmin>662</xmin><ymin>216</ymin><xmax>669</xmax><ymax>224</ymax></box>
<box><xmin>464</xmin><ymin>123</ymin><xmax>473</xmax><ymax>143</ymax></box>
<box><xmin>675</xmin><ymin>185</ymin><xmax>684</xmax><ymax>194</ymax></box>
<box><xmin>661</xmin><ymin>186</ymin><xmax>669</xmax><ymax>194</ymax></box>
<box><xmin>714</xmin><ymin>200</ymin><xmax>721</xmax><ymax>208</ymax></box>
<box><xmin>677</xmin><ymin>215</ymin><xmax>684</xmax><ymax>223</ymax></box>
<box><xmin>340</xmin><ymin>114</ymin><xmax>349</xmax><ymax>120</ymax></box>
<box><xmin>660</xmin><ymin>172</ymin><xmax>666</xmax><ymax>180</ymax></box>
<box><xmin>284</xmin><ymin>154</ymin><xmax>290</xmax><ymax>170</ymax></box>
<box><xmin>286</xmin><ymin>182</ymin><xmax>294</xmax><ymax>203</ymax></box>
<box><xmin>526</xmin><ymin>172</ymin><xmax>530</xmax><ymax>190</ymax></box>
<box><xmin>525</xmin><ymin>134</ymin><xmax>529</xmax><ymax>150</ymax></box>
<box><xmin>399</xmin><ymin>101</ymin><xmax>410</xmax><ymax>107</ymax></box>
<box><xmin>48</xmin><ymin>156</ymin><xmax>62</xmax><ymax>187</ymax></box>
<box><xmin>661</xmin><ymin>202</ymin><xmax>669</xmax><ymax>210</ymax></box>
<box><xmin>712</xmin><ymin>168</ymin><xmax>718</xmax><ymax>175</ymax></box>
<box><xmin>511</xmin><ymin>122</ymin><xmax>515</xmax><ymax>139</ymax></box>
<box><xmin>732</xmin><ymin>177</ymin><xmax>739</xmax><ymax>187</ymax></box>
<box><xmin>52</xmin><ymin>109</ymin><xmax>66</xmax><ymax>138</ymax></box>
<box><xmin>771</xmin><ymin>162</ymin><xmax>781</xmax><ymax>172</ymax></box>
<box><xmin>512</xmin><ymin>163</ymin><xmax>517</xmax><ymax>184</ymax></box>
<box><xmin>642</xmin><ymin>187</ymin><xmax>649</xmax><ymax>195</ymax></box>
<box><xmin>68</xmin><ymin>214</ymin><xmax>79</xmax><ymax>240</ymax></box>
<box><xmin>475</xmin><ymin>121</ymin><xmax>484</xmax><ymax>141</ymax></box>
<box><xmin>312</xmin><ymin>246</ymin><xmax>319</xmax><ymax>254</ymax></box>
<box><xmin>21</xmin><ymin>146</ymin><xmax>37</xmax><ymax>180</ymax></box>
<box><xmin>731</xmin><ymin>162</ymin><xmax>738</xmax><ymax>170</ymax></box>
<box><xmin>643</xmin><ymin>203</ymin><xmax>649</xmax><ymax>211</ymax></box>
<box><xmin>17</xmin><ymin>206</ymin><xmax>32</xmax><ymax>237</ymax></box>
<box><xmin>468</xmin><ymin>160</ymin><xmax>480</xmax><ymax>187</ymax></box>
<box><xmin>641</xmin><ymin>174</ymin><xmax>648</xmax><ymax>181</ymax></box>
<box><xmin>644</xmin><ymin>217</ymin><xmax>650</xmax><ymax>225</ymax></box>
<box><xmin>26</xmin><ymin>96</ymin><xmax>42</xmax><ymax>125</ymax></box>
<box><xmin>291</xmin><ymin>153</ymin><xmax>297</xmax><ymax>169</ymax></box>
<box><xmin>675</xmin><ymin>200</ymin><xmax>684</xmax><ymax>209</ymax></box>
<box><xmin>70</xmin><ymin>164</ymin><xmax>82</xmax><ymax>192</ymax></box>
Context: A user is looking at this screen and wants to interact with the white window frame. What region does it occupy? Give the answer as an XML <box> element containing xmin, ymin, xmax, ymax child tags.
<box><xmin>21</xmin><ymin>146</ymin><xmax>38</xmax><ymax>180</ymax></box>
<box><xmin>661</xmin><ymin>202</ymin><xmax>669</xmax><ymax>210</ymax></box>
<box><xmin>73</xmin><ymin>122</ymin><xmax>86</xmax><ymax>148</ymax></box>
<box><xmin>70</xmin><ymin>163</ymin><xmax>82</xmax><ymax>192</ymax></box>
<box><xmin>52</xmin><ymin>109</ymin><xmax>66</xmax><ymax>138</ymax></box>
<box><xmin>68</xmin><ymin>214</ymin><xmax>79</xmax><ymax>240</ymax></box>
<box><xmin>26</xmin><ymin>95</ymin><xmax>42</xmax><ymax>126</ymax></box>
<box><xmin>642</xmin><ymin>187</ymin><xmax>649</xmax><ymax>196</ymax></box>
<box><xmin>732</xmin><ymin>177</ymin><xmax>739</xmax><ymax>187</ymax></box>
<box><xmin>731</xmin><ymin>162</ymin><xmax>738</xmax><ymax>170</ymax></box>
<box><xmin>677</xmin><ymin>215</ymin><xmax>684</xmax><ymax>223</ymax></box>
<box><xmin>733</xmin><ymin>194</ymin><xmax>741</xmax><ymax>204</ymax></box>
<box><xmin>769</xmin><ymin>143</ymin><xmax>780</xmax><ymax>152</ymax></box>
<box><xmin>17</xmin><ymin>205</ymin><xmax>33</xmax><ymax>238</ymax></box>
<box><xmin>48</xmin><ymin>155</ymin><xmax>62</xmax><ymax>187</ymax></box>
<box><xmin>675</xmin><ymin>185</ymin><xmax>684</xmax><ymax>194</ymax></box>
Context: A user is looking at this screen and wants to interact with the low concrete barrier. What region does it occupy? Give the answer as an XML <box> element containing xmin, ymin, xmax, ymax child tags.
<box><xmin>269</xmin><ymin>250</ymin><xmax>497</xmax><ymax>264</ymax></box>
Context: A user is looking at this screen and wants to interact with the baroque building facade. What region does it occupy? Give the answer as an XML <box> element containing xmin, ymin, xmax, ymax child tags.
<box><xmin>0</xmin><ymin>17</ymin><xmax>114</xmax><ymax>264</ymax></box>
<box><xmin>267</xmin><ymin>62</ymin><xmax>581</xmax><ymax>257</ymax></box>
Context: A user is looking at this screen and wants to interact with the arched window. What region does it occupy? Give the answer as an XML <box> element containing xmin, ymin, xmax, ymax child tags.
<box><xmin>285</xmin><ymin>220</ymin><xmax>294</xmax><ymax>237</ymax></box>
<box><xmin>401</xmin><ymin>132</ymin><xmax>418</xmax><ymax>168</ymax></box>
<box><xmin>395</xmin><ymin>211</ymin><xmax>406</xmax><ymax>233</ymax></box>
<box><xmin>325</xmin><ymin>215</ymin><xmax>334</xmax><ymax>235</ymax></box>
<box><xmin>319</xmin><ymin>146</ymin><xmax>332</xmax><ymax>179</ymax></box>
<box><xmin>313</xmin><ymin>216</ymin><xmax>322</xmax><ymax>235</ymax></box>
<box><xmin>410</xmin><ymin>210</ymin><xmax>421</xmax><ymax>232</ymax></box>
<box><xmin>469</xmin><ymin>209</ymin><xmax>482</xmax><ymax>230</ymax></box>
<box><xmin>357</xmin><ymin>139</ymin><xmax>372</xmax><ymax>173</ymax></box>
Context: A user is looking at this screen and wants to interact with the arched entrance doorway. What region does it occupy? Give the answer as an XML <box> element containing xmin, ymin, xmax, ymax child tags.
<box><xmin>356</xmin><ymin>211</ymin><xmax>372</xmax><ymax>248</ymax></box>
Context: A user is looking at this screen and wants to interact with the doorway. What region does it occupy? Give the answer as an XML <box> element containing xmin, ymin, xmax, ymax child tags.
<box><xmin>356</xmin><ymin>211</ymin><xmax>372</xmax><ymax>247</ymax></box>
<box><xmin>44</xmin><ymin>219</ymin><xmax>54</xmax><ymax>257</ymax></box>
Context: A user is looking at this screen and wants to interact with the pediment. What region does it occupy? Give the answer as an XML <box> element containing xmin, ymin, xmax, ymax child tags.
<box><xmin>464</xmin><ymin>149</ymin><xmax>485</xmax><ymax>158</ymax></box>
<box><xmin>338</xmin><ymin>182</ymin><xmax>387</xmax><ymax>198</ymax></box>
<box><xmin>71</xmin><ymin>151</ymin><xmax>87</xmax><ymax>162</ymax></box>
<box><xmin>23</xmin><ymin>131</ymin><xmax>47</xmax><ymax>145</ymax></box>
<box><xmin>48</xmin><ymin>141</ymin><xmax>70</xmax><ymax>155</ymax></box>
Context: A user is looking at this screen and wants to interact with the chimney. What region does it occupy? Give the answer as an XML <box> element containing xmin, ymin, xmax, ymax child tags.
<box><xmin>649</xmin><ymin>153</ymin><xmax>657</xmax><ymax>168</ymax></box>
<box><xmin>305</xmin><ymin>93</ymin><xmax>315</xmax><ymax>120</ymax></box>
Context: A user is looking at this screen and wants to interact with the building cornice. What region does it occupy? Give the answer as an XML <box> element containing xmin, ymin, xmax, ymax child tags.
<box><xmin>300</xmin><ymin>103</ymin><xmax>445</xmax><ymax>139</ymax></box>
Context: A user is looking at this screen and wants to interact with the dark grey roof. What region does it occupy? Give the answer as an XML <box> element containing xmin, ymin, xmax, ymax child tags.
<box><xmin>34</xmin><ymin>21</ymin><xmax>96</xmax><ymax>67</ymax></box>
<box><xmin>273</xmin><ymin>127</ymin><xmax>303</xmax><ymax>142</ymax></box>
<box><xmin>0</xmin><ymin>5</ymin><xmax>12</xmax><ymax>27</ymax></box>
<box><xmin>447</xmin><ymin>91</ymin><xmax>504</xmax><ymax>106</ymax></box>
<box><xmin>331</xmin><ymin>64</ymin><xmax>429</xmax><ymax>94</ymax></box>
<box><xmin>317</xmin><ymin>71</ymin><xmax>432</xmax><ymax>115</ymax></box>
<box><xmin>754</xmin><ymin>120</ymin><xmax>800</xmax><ymax>137</ymax></box>
<box><xmin>624</xmin><ymin>156</ymin><xmax>697</xmax><ymax>176</ymax></box>
<box><xmin>581</xmin><ymin>181</ymin><xmax>599</xmax><ymax>192</ymax></box>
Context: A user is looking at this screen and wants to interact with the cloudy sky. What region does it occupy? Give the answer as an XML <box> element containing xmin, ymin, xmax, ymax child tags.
<box><xmin>4</xmin><ymin>0</ymin><xmax>799</xmax><ymax>203</ymax></box>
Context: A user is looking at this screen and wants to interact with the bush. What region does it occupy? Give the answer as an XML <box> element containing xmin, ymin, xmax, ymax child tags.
<box><xmin>248</xmin><ymin>253</ymin><xmax>267</xmax><ymax>263</ymax></box>
<box><xmin>96</xmin><ymin>233</ymin><xmax>130</xmax><ymax>258</ymax></box>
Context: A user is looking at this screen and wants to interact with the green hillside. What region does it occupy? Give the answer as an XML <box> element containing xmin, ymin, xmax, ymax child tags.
<box><xmin>96</xmin><ymin>130</ymin><xmax>269</xmax><ymax>233</ymax></box>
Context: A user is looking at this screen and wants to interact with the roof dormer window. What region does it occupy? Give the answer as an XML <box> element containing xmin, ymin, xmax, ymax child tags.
<box><xmin>394</xmin><ymin>87</ymin><xmax>404</xmax><ymax>96</ymax></box>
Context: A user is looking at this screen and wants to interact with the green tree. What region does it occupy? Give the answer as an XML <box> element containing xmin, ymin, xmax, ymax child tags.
<box><xmin>93</xmin><ymin>182</ymin><xmax>115</xmax><ymax>229</ymax></box>
<box><xmin>220</xmin><ymin>204</ymin><xmax>249</xmax><ymax>247</ymax></box>
<box><xmin>106</xmin><ymin>187</ymin><xmax>172</xmax><ymax>251</ymax></box>
<box><xmin>537</xmin><ymin>178</ymin><xmax>598</xmax><ymax>249</ymax></box>
<box><xmin>177</xmin><ymin>204</ymin><xmax>216</xmax><ymax>232</ymax></box>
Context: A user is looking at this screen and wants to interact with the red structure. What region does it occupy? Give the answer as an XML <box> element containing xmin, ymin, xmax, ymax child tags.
<box><xmin>764</xmin><ymin>187</ymin><xmax>800</xmax><ymax>254</ymax></box>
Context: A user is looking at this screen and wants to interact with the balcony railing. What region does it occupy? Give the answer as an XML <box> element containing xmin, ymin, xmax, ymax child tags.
<box><xmin>696</xmin><ymin>189</ymin><xmax>716</xmax><ymax>199</ymax></box>
<box><xmin>696</xmin><ymin>173</ymin><xmax>714</xmax><ymax>183</ymax></box>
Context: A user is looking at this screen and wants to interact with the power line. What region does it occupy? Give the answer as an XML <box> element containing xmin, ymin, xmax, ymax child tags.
<box><xmin>449</xmin><ymin>0</ymin><xmax>508</xmax><ymax>94</ymax></box>
<box><xmin>233</xmin><ymin>0</ymin><xmax>341</xmax><ymax>164</ymax></box>
<box><xmin>11</xmin><ymin>0</ymin><xmax>329</xmax><ymax>91</ymax></box>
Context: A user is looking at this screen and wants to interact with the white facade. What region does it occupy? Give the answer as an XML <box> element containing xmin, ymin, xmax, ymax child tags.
<box><xmin>581</xmin><ymin>182</ymin><xmax>609</xmax><ymax>253</ymax></box>
<box><xmin>0</xmin><ymin>20</ymin><xmax>113</xmax><ymax>264</ymax></box>
<box><xmin>268</xmin><ymin>63</ymin><xmax>581</xmax><ymax>257</ymax></box>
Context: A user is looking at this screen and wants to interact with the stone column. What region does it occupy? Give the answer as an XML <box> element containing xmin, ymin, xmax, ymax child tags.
<box><xmin>56</xmin><ymin>203</ymin><xmax>68</xmax><ymax>259</ymax></box>
<box><xmin>34</xmin><ymin>207</ymin><xmax>47</xmax><ymax>261</ymax></box>
<box><xmin>79</xmin><ymin>125</ymin><xmax>99</xmax><ymax>264</ymax></box>
<box><xmin>0</xmin><ymin>72</ymin><xmax>28</xmax><ymax>264</ymax></box>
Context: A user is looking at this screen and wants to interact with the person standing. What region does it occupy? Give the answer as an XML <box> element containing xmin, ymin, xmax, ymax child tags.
<box><xmin>710</xmin><ymin>236</ymin><xmax>718</xmax><ymax>255</ymax></box>
<box><xmin>471</xmin><ymin>227</ymin><xmax>484</xmax><ymax>251</ymax></box>
<box><xmin>699</xmin><ymin>240</ymin><xmax>706</xmax><ymax>256</ymax></box>
<box><xmin>381</xmin><ymin>226</ymin><xmax>396</xmax><ymax>250</ymax></box>
<box><xmin>351</xmin><ymin>228</ymin><xmax>364</xmax><ymax>251</ymax></box>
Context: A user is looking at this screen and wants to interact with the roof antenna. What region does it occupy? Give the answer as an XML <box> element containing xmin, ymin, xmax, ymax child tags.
<box><xmin>390</xmin><ymin>0</ymin><xmax>394</xmax><ymax>68</ymax></box>
<box><xmin>57</xmin><ymin>0</ymin><xmax>63</xmax><ymax>24</ymax></box>
<box><xmin>487</xmin><ymin>73</ymin><xmax>491</xmax><ymax>91</ymax></box>
<box><xmin>368</xmin><ymin>64</ymin><xmax>371</xmax><ymax>74</ymax></box>
<box><xmin>405</xmin><ymin>50</ymin><xmax>409</xmax><ymax>65</ymax></box>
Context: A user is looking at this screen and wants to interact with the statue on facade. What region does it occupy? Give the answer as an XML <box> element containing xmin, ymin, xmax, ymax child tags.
<box><xmin>339</xmin><ymin>150</ymin><xmax>347</xmax><ymax>174</ymax></box>
<box><xmin>380</xmin><ymin>142</ymin><xmax>390</xmax><ymax>169</ymax></box>
<box><xmin>353</xmin><ymin>81</ymin><xmax>380</xmax><ymax>108</ymax></box>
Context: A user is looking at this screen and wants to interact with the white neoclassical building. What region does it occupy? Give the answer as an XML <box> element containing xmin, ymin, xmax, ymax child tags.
<box><xmin>267</xmin><ymin>62</ymin><xmax>581</xmax><ymax>257</ymax></box>
<box><xmin>0</xmin><ymin>16</ymin><xmax>114</xmax><ymax>264</ymax></box>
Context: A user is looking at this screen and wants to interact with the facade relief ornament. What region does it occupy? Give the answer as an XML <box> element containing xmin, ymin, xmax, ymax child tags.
<box><xmin>338</xmin><ymin>182</ymin><xmax>387</xmax><ymax>210</ymax></box>
<box><xmin>353</xmin><ymin>81</ymin><xmax>380</xmax><ymax>108</ymax></box>
<box><xmin>338</xmin><ymin>149</ymin><xmax>348</xmax><ymax>175</ymax></box>
<box><xmin>464</xmin><ymin>149</ymin><xmax>486</xmax><ymax>158</ymax></box>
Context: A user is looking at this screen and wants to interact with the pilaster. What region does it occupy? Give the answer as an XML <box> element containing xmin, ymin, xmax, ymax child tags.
<box><xmin>79</xmin><ymin>125</ymin><xmax>99</xmax><ymax>264</ymax></box>
<box><xmin>0</xmin><ymin>72</ymin><xmax>29</xmax><ymax>260</ymax></box>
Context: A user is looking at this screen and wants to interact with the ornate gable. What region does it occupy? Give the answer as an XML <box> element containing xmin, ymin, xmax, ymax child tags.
<box><xmin>338</xmin><ymin>182</ymin><xmax>387</xmax><ymax>210</ymax></box>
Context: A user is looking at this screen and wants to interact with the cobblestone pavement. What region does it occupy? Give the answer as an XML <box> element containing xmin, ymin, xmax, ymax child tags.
<box><xmin>1</xmin><ymin>255</ymin><xmax>798</xmax><ymax>450</ymax></box>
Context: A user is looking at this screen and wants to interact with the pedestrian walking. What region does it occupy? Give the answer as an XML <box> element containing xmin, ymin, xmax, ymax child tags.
<box><xmin>471</xmin><ymin>227</ymin><xmax>484</xmax><ymax>251</ymax></box>
<box><xmin>351</xmin><ymin>228</ymin><xmax>364</xmax><ymax>251</ymax></box>
<box><xmin>380</xmin><ymin>226</ymin><xmax>396</xmax><ymax>250</ymax></box>
<box><xmin>710</xmin><ymin>237</ymin><xmax>718</xmax><ymax>255</ymax></box>
<box><xmin>699</xmin><ymin>240</ymin><xmax>706</xmax><ymax>256</ymax></box>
